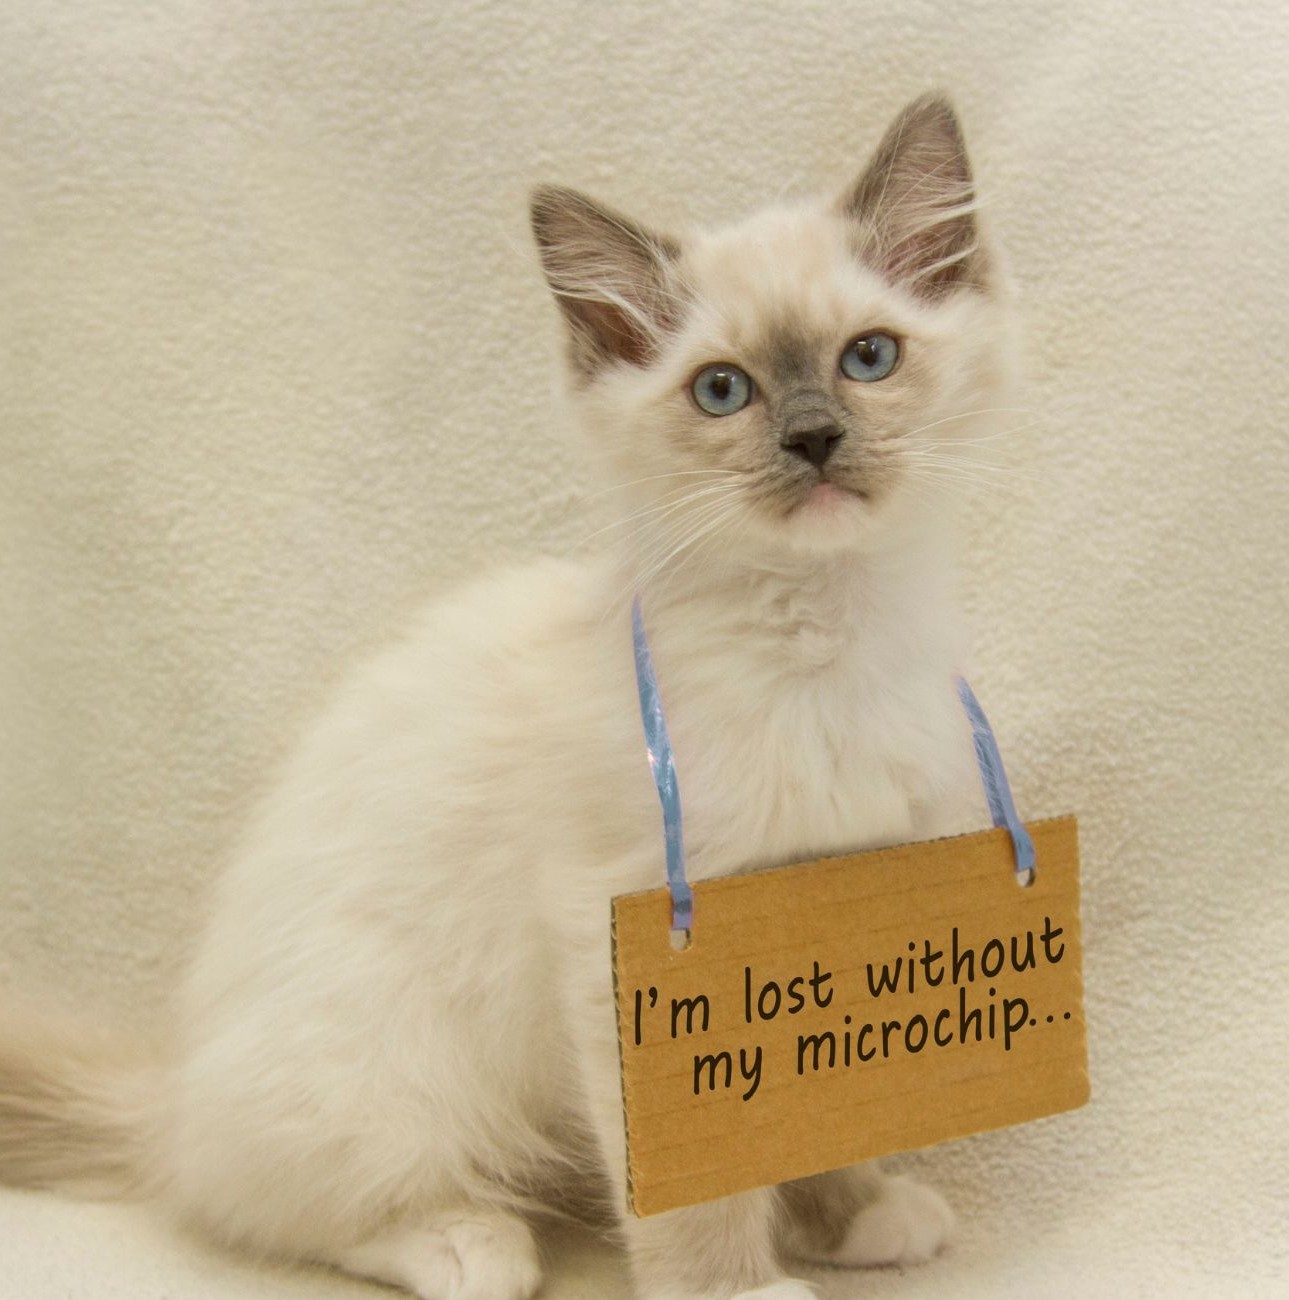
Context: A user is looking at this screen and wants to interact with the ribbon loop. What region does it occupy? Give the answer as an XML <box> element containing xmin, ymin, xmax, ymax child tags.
<box><xmin>955</xmin><ymin>676</ymin><xmax>1037</xmax><ymax>878</ymax></box>
<box><xmin>631</xmin><ymin>597</ymin><xmax>693</xmax><ymax>936</ymax></box>
<box><xmin>631</xmin><ymin>598</ymin><xmax>1036</xmax><ymax>936</ymax></box>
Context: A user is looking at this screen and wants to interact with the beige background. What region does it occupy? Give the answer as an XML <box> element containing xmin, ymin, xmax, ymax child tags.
<box><xmin>1</xmin><ymin>1</ymin><xmax>1286</xmax><ymax>1296</ymax></box>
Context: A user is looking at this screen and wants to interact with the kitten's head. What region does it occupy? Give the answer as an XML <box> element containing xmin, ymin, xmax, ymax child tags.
<box><xmin>532</xmin><ymin>95</ymin><xmax>1013</xmax><ymax>565</ymax></box>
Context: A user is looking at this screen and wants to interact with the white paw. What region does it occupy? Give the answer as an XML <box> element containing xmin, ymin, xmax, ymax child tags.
<box><xmin>832</xmin><ymin>1176</ymin><xmax>955</xmax><ymax>1267</ymax></box>
<box><xmin>732</xmin><ymin>1283</ymin><xmax>818</xmax><ymax>1299</ymax></box>
<box><xmin>422</xmin><ymin>1212</ymin><xmax>542</xmax><ymax>1300</ymax></box>
<box><xmin>654</xmin><ymin>1281</ymin><xmax>816</xmax><ymax>1300</ymax></box>
<box><xmin>329</xmin><ymin>1210</ymin><xmax>541</xmax><ymax>1300</ymax></box>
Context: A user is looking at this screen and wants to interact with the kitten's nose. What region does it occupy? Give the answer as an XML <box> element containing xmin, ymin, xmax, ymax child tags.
<box><xmin>781</xmin><ymin>423</ymin><xmax>843</xmax><ymax>468</ymax></box>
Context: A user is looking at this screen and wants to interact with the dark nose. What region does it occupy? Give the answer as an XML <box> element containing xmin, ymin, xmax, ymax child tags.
<box><xmin>781</xmin><ymin>423</ymin><xmax>843</xmax><ymax>468</ymax></box>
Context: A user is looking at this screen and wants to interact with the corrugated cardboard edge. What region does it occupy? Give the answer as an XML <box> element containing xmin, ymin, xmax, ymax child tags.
<box><xmin>608</xmin><ymin>900</ymin><xmax>640</xmax><ymax>1213</ymax></box>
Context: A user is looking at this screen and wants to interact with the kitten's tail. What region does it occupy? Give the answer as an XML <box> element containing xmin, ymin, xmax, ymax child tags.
<box><xmin>0</xmin><ymin>1003</ymin><xmax>166</xmax><ymax>1199</ymax></box>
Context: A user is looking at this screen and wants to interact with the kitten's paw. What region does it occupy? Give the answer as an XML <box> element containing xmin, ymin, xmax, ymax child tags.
<box><xmin>654</xmin><ymin>1281</ymin><xmax>816</xmax><ymax>1300</ymax></box>
<box><xmin>731</xmin><ymin>1282</ymin><xmax>818</xmax><ymax>1299</ymax></box>
<box><xmin>427</xmin><ymin>1210</ymin><xmax>542</xmax><ymax>1300</ymax></box>
<box><xmin>327</xmin><ymin>1208</ymin><xmax>541</xmax><ymax>1300</ymax></box>
<box><xmin>831</xmin><ymin>1175</ymin><xmax>954</xmax><ymax>1267</ymax></box>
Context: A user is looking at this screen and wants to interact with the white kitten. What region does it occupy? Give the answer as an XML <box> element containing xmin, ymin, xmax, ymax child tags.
<box><xmin>1</xmin><ymin>94</ymin><xmax>1013</xmax><ymax>1299</ymax></box>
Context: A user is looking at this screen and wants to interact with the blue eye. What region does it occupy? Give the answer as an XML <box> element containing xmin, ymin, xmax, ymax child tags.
<box><xmin>840</xmin><ymin>332</ymin><xmax>900</xmax><ymax>382</ymax></box>
<box><xmin>692</xmin><ymin>364</ymin><xmax>753</xmax><ymax>416</ymax></box>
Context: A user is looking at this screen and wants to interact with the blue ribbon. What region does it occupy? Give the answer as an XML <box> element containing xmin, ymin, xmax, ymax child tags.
<box><xmin>631</xmin><ymin>597</ymin><xmax>1035</xmax><ymax>935</ymax></box>
<box><xmin>955</xmin><ymin>675</ymin><xmax>1036</xmax><ymax>877</ymax></box>
<box><xmin>631</xmin><ymin>597</ymin><xmax>694</xmax><ymax>936</ymax></box>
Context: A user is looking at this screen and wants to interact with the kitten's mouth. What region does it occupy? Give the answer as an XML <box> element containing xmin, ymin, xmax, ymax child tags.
<box><xmin>796</xmin><ymin>480</ymin><xmax>869</xmax><ymax>513</ymax></box>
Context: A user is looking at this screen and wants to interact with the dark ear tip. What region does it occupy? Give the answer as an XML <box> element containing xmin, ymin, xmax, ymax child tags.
<box><xmin>901</xmin><ymin>92</ymin><xmax>966</xmax><ymax>138</ymax></box>
<box><xmin>529</xmin><ymin>184</ymin><xmax>572</xmax><ymax>234</ymax></box>
<box><xmin>529</xmin><ymin>184</ymin><xmax>618</xmax><ymax>251</ymax></box>
<box><xmin>530</xmin><ymin>182</ymin><xmax>577</xmax><ymax>207</ymax></box>
<box><xmin>908</xmin><ymin>89</ymin><xmax>957</xmax><ymax>113</ymax></box>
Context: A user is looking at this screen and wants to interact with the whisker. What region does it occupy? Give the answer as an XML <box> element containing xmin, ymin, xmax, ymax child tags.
<box><xmin>629</xmin><ymin>490</ymin><xmax>743</xmax><ymax>581</ymax></box>
<box><xmin>919</xmin><ymin>451</ymin><xmax>1046</xmax><ymax>487</ymax></box>
<box><xmin>570</xmin><ymin>482</ymin><xmax>741</xmax><ymax>550</ymax></box>
<box><xmin>635</xmin><ymin>500</ymin><xmax>744</xmax><ymax>600</ymax></box>
<box><xmin>898</xmin><ymin>463</ymin><xmax>1018</xmax><ymax>500</ymax></box>
<box><xmin>883</xmin><ymin>408</ymin><xmax>1034</xmax><ymax>442</ymax></box>
<box><xmin>660</xmin><ymin>507</ymin><xmax>749</xmax><ymax>596</ymax></box>
<box><xmin>598</xmin><ymin>497</ymin><xmax>744</xmax><ymax>626</ymax></box>
<box><xmin>919</xmin><ymin>454</ymin><xmax>1039</xmax><ymax>484</ymax></box>
<box><xmin>576</xmin><ymin>469</ymin><xmax>740</xmax><ymax>504</ymax></box>
<box><xmin>617</xmin><ymin>482</ymin><xmax>742</xmax><ymax>555</ymax></box>
<box><xmin>630</xmin><ymin>493</ymin><xmax>743</xmax><ymax>580</ymax></box>
<box><xmin>918</xmin><ymin>414</ymin><xmax>1054</xmax><ymax>449</ymax></box>
<box><xmin>664</xmin><ymin>499</ymin><xmax>745</xmax><ymax>577</ymax></box>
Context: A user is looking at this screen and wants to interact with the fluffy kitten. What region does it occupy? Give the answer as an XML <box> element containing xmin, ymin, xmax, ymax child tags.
<box><xmin>1</xmin><ymin>94</ymin><xmax>1013</xmax><ymax>1299</ymax></box>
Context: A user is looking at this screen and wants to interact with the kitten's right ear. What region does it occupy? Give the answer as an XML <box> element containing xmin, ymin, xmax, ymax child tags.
<box><xmin>530</xmin><ymin>186</ymin><xmax>684</xmax><ymax>379</ymax></box>
<box><xmin>840</xmin><ymin>94</ymin><xmax>987</xmax><ymax>297</ymax></box>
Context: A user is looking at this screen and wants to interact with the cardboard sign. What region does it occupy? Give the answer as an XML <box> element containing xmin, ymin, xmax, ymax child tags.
<box><xmin>612</xmin><ymin>815</ymin><xmax>1087</xmax><ymax>1217</ymax></box>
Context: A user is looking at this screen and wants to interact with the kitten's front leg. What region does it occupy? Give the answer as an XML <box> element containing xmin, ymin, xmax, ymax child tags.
<box><xmin>778</xmin><ymin>1164</ymin><xmax>955</xmax><ymax>1270</ymax></box>
<box><xmin>565</xmin><ymin>938</ymin><xmax>813</xmax><ymax>1299</ymax></box>
<box><xmin>627</xmin><ymin>1194</ymin><xmax>817</xmax><ymax>1300</ymax></box>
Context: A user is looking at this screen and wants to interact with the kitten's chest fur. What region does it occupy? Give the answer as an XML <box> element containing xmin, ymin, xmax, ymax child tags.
<box><xmin>635</xmin><ymin>555</ymin><xmax>968</xmax><ymax>881</ymax></box>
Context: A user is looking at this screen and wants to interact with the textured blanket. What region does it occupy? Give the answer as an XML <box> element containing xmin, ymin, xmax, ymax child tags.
<box><xmin>1</xmin><ymin>1</ymin><xmax>1285</xmax><ymax>1295</ymax></box>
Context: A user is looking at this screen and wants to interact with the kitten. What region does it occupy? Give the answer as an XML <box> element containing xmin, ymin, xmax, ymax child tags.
<box><xmin>1</xmin><ymin>94</ymin><xmax>1012</xmax><ymax>1299</ymax></box>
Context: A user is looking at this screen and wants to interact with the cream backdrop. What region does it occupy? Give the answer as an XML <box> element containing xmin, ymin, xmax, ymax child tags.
<box><xmin>1</xmin><ymin>2</ymin><xmax>1285</xmax><ymax>1297</ymax></box>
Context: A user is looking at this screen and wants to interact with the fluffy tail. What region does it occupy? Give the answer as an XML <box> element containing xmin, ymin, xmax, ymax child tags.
<box><xmin>0</xmin><ymin>1003</ymin><xmax>165</xmax><ymax>1198</ymax></box>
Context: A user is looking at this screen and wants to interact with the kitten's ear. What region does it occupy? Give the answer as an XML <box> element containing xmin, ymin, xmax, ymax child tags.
<box><xmin>841</xmin><ymin>94</ymin><xmax>987</xmax><ymax>297</ymax></box>
<box><xmin>530</xmin><ymin>185</ymin><xmax>684</xmax><ymax>378</ymax></box>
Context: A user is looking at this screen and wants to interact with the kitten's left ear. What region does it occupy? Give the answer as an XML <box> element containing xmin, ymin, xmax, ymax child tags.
<box><xmin>530</xmin><ymin>186</ymin><xmax>684</xmax><ymax>379</ymax></box>
<box><xmin>841</xmin><ymin>94</ymin><xmax>988</xmax><ymax>297</ymax></box>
